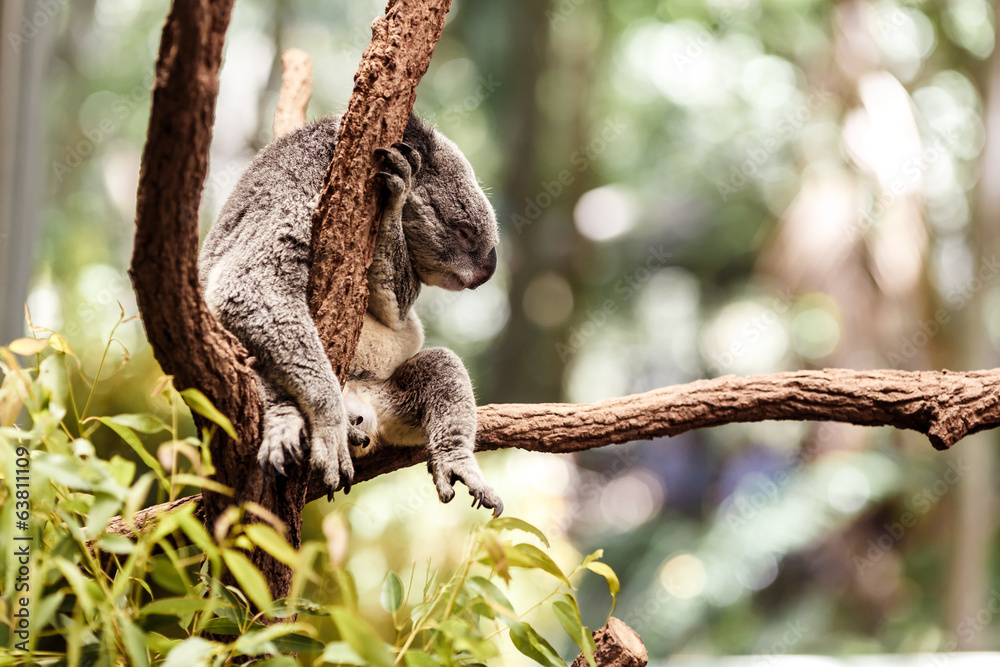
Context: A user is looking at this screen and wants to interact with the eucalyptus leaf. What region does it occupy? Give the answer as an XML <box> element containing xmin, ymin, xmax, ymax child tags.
<box><xmin>380</xmin><ymin>571</ymin><xmax>403</xmax><ymax>614</ymax></box>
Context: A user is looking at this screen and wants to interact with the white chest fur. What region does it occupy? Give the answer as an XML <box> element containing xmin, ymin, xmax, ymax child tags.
<box><xmin>350</xmin><ymin>309</ymin><xmax>424</xmax><ymax>382</ymax></box>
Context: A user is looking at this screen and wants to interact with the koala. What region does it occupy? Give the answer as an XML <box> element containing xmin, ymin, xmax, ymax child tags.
<box><xmin>199</xmin><ymin>113</ymin><xmax>502</xmax><ymax>517</ymax></box>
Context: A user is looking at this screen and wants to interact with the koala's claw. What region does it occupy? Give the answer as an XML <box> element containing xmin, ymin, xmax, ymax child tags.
<box><xmin>375</xmin><ymin>143</ymin><xmax>420</xmax><ymax>200</ymax></box>
<box><xmin>391</xmin><ymin>142</ymin><xmax>421</xmax><ymax>174</ymax></box>
<box><xmin>310</xmin><ymin>424</ymin><xmax>354</xmax><ymax>502</ymax></box>
<box><xmin>258</xmin><ymin>406</ymin><xmax>306</xmax><ymax>477</ymax></box>
<box><xmin>430</xmin><ymin>455</ymin><xmax>503</xmax><ymax>518</ymax></box>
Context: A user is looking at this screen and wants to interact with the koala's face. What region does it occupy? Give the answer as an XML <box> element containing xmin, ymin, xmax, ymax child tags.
<box><xmin>402</xmin><ymin>126</ymin><xmax>499</xmax><ymax>291</ymax></box>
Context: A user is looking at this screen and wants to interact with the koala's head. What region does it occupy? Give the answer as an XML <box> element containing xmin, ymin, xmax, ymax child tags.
<box><xmin>401</xmin><ymin>114</ymin><xmax>499</xmax><ymax>291</ymax></box>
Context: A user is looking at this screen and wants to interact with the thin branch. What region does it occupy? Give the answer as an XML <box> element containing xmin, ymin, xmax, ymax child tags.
<box><xmin>273</xmin><ymin>48</ymin><xmax>312</xmax><ymax>139</ymax></box>
<box><xmin>105</xmin><ymin>366</ymin><xmax>1000</xmax><ymax>536</ymax></box>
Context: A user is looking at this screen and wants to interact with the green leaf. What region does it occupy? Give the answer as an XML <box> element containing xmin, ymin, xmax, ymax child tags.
<box><xmin>163</xmin><ymin>636</ymin><xmax>220</xmax><ymax>667</ymax></box>
<box><xmin>176</xmin><ymin>514</ymin><xmax>219</xmax><ymax>562</ymax></box>
<box><xmin>201</xmin><ymin>573</ymin><xmax>245</xmax><ymax>611</ymax></box>
<box><xmin>222</xmin><ymin>549</ymin><xmax>272</xmax><ymax>613</ymax></box>
<box><xmin>465</xmin><ymin>576</ymin><xmax>515</xmax><ymax>617</ymax></box>
<box><xmin>585</xmin><ymin>561</ymin><xmax>620</xmax><ymax>614</ymax></box>
<box><xmin>254</xmin><ymin>658</ymin><xmax>302</xmax><ymax>667</ymax></box>
<box><xmin>108</xmin><ymin>454</ymin><xmax>137</xmax><ymax>487</ymax></box>
<box><xmin>270</xmin><ymin>632</ymin><xmax>326</xmax><ymax>653</ymax></box>
<box><xmin>52</xmin><ymin>557</ymin><xmax>99</xmax><ymax>615</ymax></box>
<box><xmin>508</xmin><ymin>621</ymin><xmax>567</xmax><ymax>667</ymax></box>
<box><xmin>255</xmin><ymin>658</ymin><xmax>301</xmax><ymax>667</ymax></box>
<box><xmin>380</xmin><ymin>571</ymin><xmax>403</xmax><ymax>614</ymax></box>
<box><xmin>97</xmin><ymin>534</ymin><xmax>135</xmax><ymax>555</ymax></box>
<box><xmin>487</xmin><ymin>516</ymin><xmax>550</xmax><ymax>547</ymax></box>
<box><xmin>318</xmin><ymin>641</ymin><xmax>366</xmax><ymax>665</ymax></box>
<box><xmin>330</xmin><ymin>607</ymin><xmax>393</xmax><ymax>667</ymax></box>
<box><xmin>169</xmin><ymin>473</ymin><xmax>234</xmax><ymax>495</ymax></box>
<box><xmin>85</xmin><ymin>491</ymin><xmax>123</xmax><ymax>538</ymax></box>
<box><xmin>234</xmin><ymin>622</ymin><xmax>318</xmax><ymax>655</ymax></box>
<box><xmin>403</xmin><ymin>651</ymin><xmax>439</xmax><ymax>667</ymax></box>
<box><xmin>552</xmin><ymin>599</ymin><xmax>595</xmax><ymax>666</ymax></box>
<box><xmin>103</xmin><ymin>413</ymin><xmax>169</xmax><ymax>434</ymax></box>
<box><xmin>32</xmin><ymin>452</ymin><xmax>91</xmax><ymax>490</ymax></box>
<box><xmin>512</xmin><ymin>543</ymin><xmax>570</xmax><ymax>585</ymax></box>
<box><xmin>180</xmin><ymin>388</ymin><xmax>237</xmax><ymax>440</ymax></box>
<box><xmin>121</xmin><ymin>618</ymin><xmax>149</xmax><ymax>667</ymax></box>
<box><xmin>92</xmin><ymin>417</ymin><xmax>169</xmax><ymax>488</ymax></box>
<box><xmin>38</xmin><ymin>353</ymin><xmax>68</xmax><ymax>422</ymax></box>
<box><xmin>244</xmin><ymin>523</ymin><xmax>299</xmax><ymax>567</ymax></box>
<box><xmin>8</xmin><ymin>336</ymin><xmax>49</xmax><ymax>355</ymax></box>
<box><xmin>150</xmin><ymin>556</ymin><xmax>189</xmax><ymax>595</ymax></box>
<box><xmin>140</xmin><ymin>598</ymin><xmax>219</xmax><ymax>617</ymax></box>
<box><xmin>35</xmin><ymin>591</ymin><xmax>65</xmax><ymax>632</ymax></box>
<box><xmin>581</xmin><ymin>549</ymin><xmax>604</xmax><ymax>568</ymax></box>
<box><xmin>197</xmin><ymin>617</ymin><xmax>243</xmax><ymax>635</ymax></box>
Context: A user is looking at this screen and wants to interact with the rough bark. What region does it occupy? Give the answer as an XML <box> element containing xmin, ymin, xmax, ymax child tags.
<box><xmin>127</xmin><ymin>0</ymin><xmax>272</xmax><ymax>546</ymax></box>
<box><xmin>272</xmin><ymin>48</ymin><xmax>312</xmax><ymax>139</ymax></box>
<box><xmin>129</xmin><ymin>0</ymin><xmax>454</xmax><ymax>599</ymax></box>
<box><xmin>107</xmin><ymin>366</ymin><xmax>1000</xmax><ymax>534</ymax></box>
<box><xmin>307</xmin><ymin>0</ymin><xmax>452</xmax><ymax>382</ymax></box>
<box><xmin>571</xmin><ymin>618</ymin><xmax>647</xmax><ymax>667</ymax></box>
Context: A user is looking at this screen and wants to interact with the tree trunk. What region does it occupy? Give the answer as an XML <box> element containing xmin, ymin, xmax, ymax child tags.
<box><xmin>129</xmin><ymin>0</ymin><xmax>453</xmax><ymax>601</ymax></box>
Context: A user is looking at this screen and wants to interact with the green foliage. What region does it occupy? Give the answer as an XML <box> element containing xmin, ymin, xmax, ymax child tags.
<box><xmin>0</xmin><ymin>330</ymin><xmax>615</xmax><ymax>665</ymax></box>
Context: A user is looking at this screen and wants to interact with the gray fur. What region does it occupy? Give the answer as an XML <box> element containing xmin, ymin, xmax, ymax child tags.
<box><xmin>199</xmin><ymin>114</ymin><xmax>502</xmax><ymax>516</ymax></box>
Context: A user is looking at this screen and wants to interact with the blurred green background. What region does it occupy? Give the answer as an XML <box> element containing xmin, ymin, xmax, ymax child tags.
<box><xmin>3</xmin><ymin>0</ymin><xmax>1000</xmax><ymax>661</ymax></box>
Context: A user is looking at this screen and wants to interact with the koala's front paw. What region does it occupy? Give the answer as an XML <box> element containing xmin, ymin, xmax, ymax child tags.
<box><xmin>258</xmin><ymin>404</ymin><xmax>306</xmax><ymax>476</ymax></box>
<box><xmin>374</xmin><ymin>142</ymin><xmax>421</xmax><ymax>203</ymax></box>
<box><xmin>310</xmin><ymin>423</ymin><xmax>355</xmax><ymax>500</ymax></box>
<box><xmin>430</xmin><ymin>451</ymin><xmax>503</xmax><ymax>518</ymax></box>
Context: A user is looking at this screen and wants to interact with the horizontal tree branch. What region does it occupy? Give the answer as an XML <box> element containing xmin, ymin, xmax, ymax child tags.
<box><xmin>105</xmin><ymin>367</ymin><xmax>1000</xmax><ymax>537</ymax></box>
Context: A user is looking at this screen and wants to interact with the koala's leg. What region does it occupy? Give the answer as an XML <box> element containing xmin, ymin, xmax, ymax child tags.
<box><xmin>385</xmin><ymin>347</ymin><xmax>503</xmax><ymax>517</ymax></box>
<box><xmin>213</xmin><ymin>291</ymin><xmax>353</xmax><ymax>496</ymax></box>
<box><xmin>255</xmin><ymin>371</ymin><xmax>306</xmax><ymax>474</ymax></box>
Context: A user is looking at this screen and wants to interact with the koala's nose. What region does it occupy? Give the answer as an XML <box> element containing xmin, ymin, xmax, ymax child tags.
<box><xmin>471</xmin><ymin>247</ymin><xmax>497</xmax><ymax>289</ymax></box>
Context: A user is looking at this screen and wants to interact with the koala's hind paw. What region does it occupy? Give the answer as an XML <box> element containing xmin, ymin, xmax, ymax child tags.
<box><xmin>310</xmin><ymin>425</ymin><xmax>355</xmax><ymax>501</ymax></box>
<box><xmin>430</xmin><ymin>453</ymin><xmax>504</xmax><ymax>518</ymax></box>
<box><xmin>258</xmin><ymin>405</ymin><xmax>306</xmax><ymax>476</ymax></box>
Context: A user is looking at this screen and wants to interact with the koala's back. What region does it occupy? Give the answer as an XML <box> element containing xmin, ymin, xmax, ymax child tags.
<box><xmin>199</xmin><ymin>116</ymin><xmax>341</xmax><ymax>303</ymax></box>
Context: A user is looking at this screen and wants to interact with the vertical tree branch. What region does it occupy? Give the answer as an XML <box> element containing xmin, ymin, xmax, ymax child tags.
<box><xmin>131</xmin><ymin>0</ymin><xmax>455</xmax><ymax>601</ymax></box>
<box><xmin>273</xmin><ymin>48</ymin><xmax>312</xmax><ymax>139</ymax></box>
<box><xmin>307</xmin><ymin>0</ymin><xmax>453</xmax><ymax>381</ymax></box>
<box><xmin>129</xmin><ymin>0</ymin><xmax>268</xmax><ymax>530</ymax></box>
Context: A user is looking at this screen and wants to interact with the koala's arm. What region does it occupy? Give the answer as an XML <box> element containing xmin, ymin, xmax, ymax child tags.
<box><xmin>199</xmin><ymin>118</ymin><xmax>354</xmax><ymax>496</ymax></box>
<box><xmin>366</xmin><ymin>144</ymin><xmax>422</xmax><ymax>329</ymax></box>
